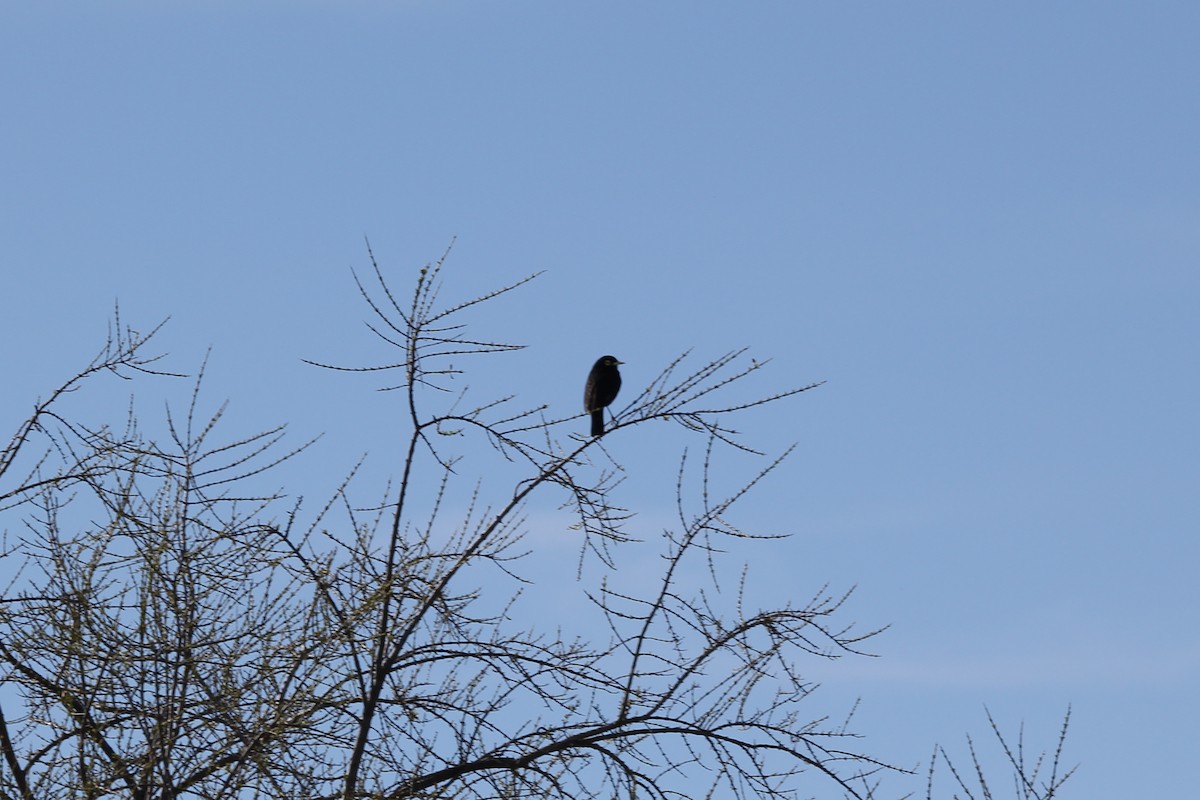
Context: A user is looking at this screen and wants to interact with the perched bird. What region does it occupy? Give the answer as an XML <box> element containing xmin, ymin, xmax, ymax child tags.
<box><xmin>583</xmin><ymin>355</ymin><xmax>623</xmax><ymax>437</ymax></box>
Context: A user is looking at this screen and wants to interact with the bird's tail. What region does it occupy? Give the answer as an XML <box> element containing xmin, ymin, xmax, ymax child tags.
<box><xmin>590</xmin><ymin>409</ymin><xmax>605</xmax><ymax>437</ymax></box>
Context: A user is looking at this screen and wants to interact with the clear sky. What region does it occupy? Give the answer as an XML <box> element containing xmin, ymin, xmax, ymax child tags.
<box><xmin>3</xmin><ymin>3</ymin><xmax>1197</xmax><ymax>798</ymax></box>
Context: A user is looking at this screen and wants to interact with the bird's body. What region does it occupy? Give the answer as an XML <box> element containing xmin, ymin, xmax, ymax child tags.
<box><xmin>583</xmin><ymin>355</ymin><xmax>623</xmax><ymax>436</ymax></box>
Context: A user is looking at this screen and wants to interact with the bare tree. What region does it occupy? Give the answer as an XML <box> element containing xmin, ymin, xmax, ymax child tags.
<box><xmin>926</xmin><ymin>708</ymin><xmax>1075</xmax><ymax>800</ymax></box>
<box><xmin>0</xmin><ymin>247</ymin><xmax>1071</xmax><ymax>800</ymax></box>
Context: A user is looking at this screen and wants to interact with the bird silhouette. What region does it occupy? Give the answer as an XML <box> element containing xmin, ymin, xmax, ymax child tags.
<box><xmin>583</xmin><ymin>355</ymin><xmax>623</xmax><ymax>436</ymax></box>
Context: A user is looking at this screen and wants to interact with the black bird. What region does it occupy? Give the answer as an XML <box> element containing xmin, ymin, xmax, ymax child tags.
<box><xmin>583</xmin><ymin>355</ymin><xmax>623</xmax><ymax>437</ymax></box>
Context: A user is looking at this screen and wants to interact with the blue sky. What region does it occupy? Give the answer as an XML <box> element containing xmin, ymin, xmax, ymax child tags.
<box><xmin>3</xmin><ymin>3</ymin><xmax>1198</xmax><ymax>797</ymax></box>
